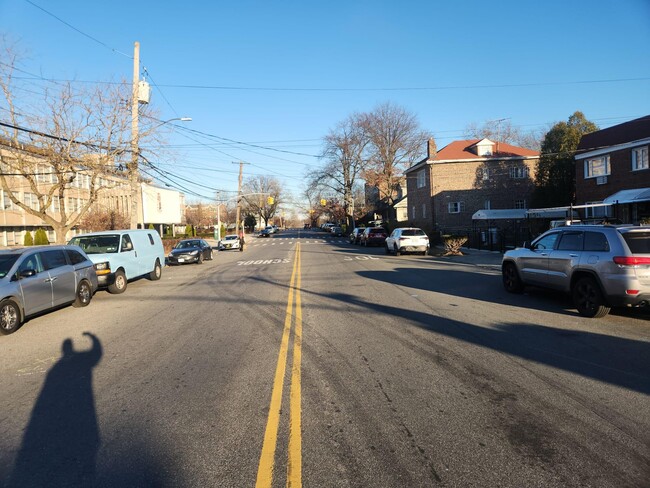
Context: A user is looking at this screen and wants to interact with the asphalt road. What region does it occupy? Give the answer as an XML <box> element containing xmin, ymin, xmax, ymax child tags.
<box><xmin>0</xmin><ymin>228</ymin><xmax>648</xmax><ymax>487</ymax></box>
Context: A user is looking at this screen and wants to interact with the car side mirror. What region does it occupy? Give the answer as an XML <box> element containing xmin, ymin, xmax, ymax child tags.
<box><xmin>522</xmin><ymin>241</ymin><xmax>531</xmax><ymax>249</ymax></box>
<box><xmin>18</xmin><ymin>269</ymin><xmax>37</xmax><ymax>279</ymax></box>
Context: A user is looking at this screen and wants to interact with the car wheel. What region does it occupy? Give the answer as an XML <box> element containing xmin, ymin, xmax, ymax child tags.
<box><xmin>394</xmin><ymin>245</ymin><xmax>401</xmax><ymax>256</ymax></box>
<box><xmin>207</xmin><ymin>249</ymin><xmax>214</xmax><ymax>260</ymax></box>
<box><xmin>0</xmin><ymin>299</ymin><xmax>21</xmax><ymax>335</ymax></box>
<box><xmin>149</xmin><ymin>259</ymin><xmax>162</xmax><ymax>281</ymax></box>
<box><xmin>197</xmin><ymin>253</ymin><xmax>204</xmax><ymax>264</ymax></box>
<box><xmin>502</xmin><ymin>262</ymin><xmax>524</xmax><ymax>293</ymax></box>
<box><xmin>572</xmin><ymin>277</ymin><xmax>611</xmax><ymax>318</ymax></box>
<box><xmin>73</xmin><ymin>280</ymin><xmax>93</xmax><ymax>308</ymax></box>
<box><xmin>385</xmin><ymin>244</ymin><xmax>390</xmax><ymax>254</ymax></box>
<box><xmin>108</xmin><ymin>269</ymin><xmax>127</xmax><ymax>294</ymax></box>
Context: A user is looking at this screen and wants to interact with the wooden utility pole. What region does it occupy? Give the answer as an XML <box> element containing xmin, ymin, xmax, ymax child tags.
<box><xmin>130</xmin><ymin>41</ymin><xmax>141</xmax><ymax>229</ymax></box>
<box><xmin>234</xmin><ymin>161</ymin><xmax>247</xmax><ymax>236</ymax></box>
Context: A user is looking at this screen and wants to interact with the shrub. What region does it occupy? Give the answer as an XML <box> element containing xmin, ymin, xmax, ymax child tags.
<box><xmin>34</xmin><ymin>228</ymin><xmax>49</xmax><ymax>245</ymax></box>
<box><xmin>443</xmin><ymin>234</ymin><xmax>468</xmax><ymax>256</ymax></box>
<box><xmin>23</xmin><ymin>232</ymin><xmax>34</xmax><ymax>246</ymax></box>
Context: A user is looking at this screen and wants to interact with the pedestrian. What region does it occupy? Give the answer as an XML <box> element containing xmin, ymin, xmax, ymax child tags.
<box><xmin>239</xmin><ymin>232</ymin><xmax>245</xmax><ymax>252</ymax></box>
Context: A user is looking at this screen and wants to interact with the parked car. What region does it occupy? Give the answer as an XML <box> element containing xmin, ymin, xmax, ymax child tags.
<box><xmin>219</xmin><ymin>235</ymin><xmax>241</xmax><ymax>251</ymax></box>
<box><xmin>321</xmin><ymin>223</ymin><xmax>335</xmax><ymax>232</ymax></box>
<box><xmin>264</xmin><ymin>225</ymin><xmax>276</xmax><ymax>234</ymax></box>
<box><xmin>502</xmin><ymin>225</ymin><xmax>650</xmax><ymax>317</ymax></box>
<box><xmin>259</xmin><ymin>228</ymin><xmax>272</xmax><ymax>238</ymax></box>
<box><xmin>385</xmin><ymin>228</ymin><xmax>430</xmax><ymax>255</ymax></box>
<box><xmin>330</xmin><ymin>226</ymin><xmax>344</xmax><ymax>237</ymax></box>
<box><xmin>349</xmin><ymin>227</ymin><xmax>366</xmax><ymax>244</ymax></box>
<box><xmin>0</xmin><ymin>245</ymin><xmax>99</xmax><ymax>335</ymax></box>
<box><xmin>360</xmin><ymin>227</ymin><xmax>388</xmax><ymax>247</ymax></box>
<box><xmin>168</xmin><ymin>238</ymin><xmax>214</xmax><ymax>265</ymax></box>
<box><xmin>69</xmin><ymin>229</ymin><xmax>165</xmax><ymax>294</ymax></box>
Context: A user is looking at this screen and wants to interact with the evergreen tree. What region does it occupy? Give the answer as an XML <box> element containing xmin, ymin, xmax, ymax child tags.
<box><xmin>532</xmin><ymin>112</ymin><xmax>598</xmax><ymax>208</ymax></box>
<box><xmin>34</xmin><ymin>228</ymin><xmax>49</xmax><ymax>245</ymax></box>
<box><xmin>24</xmin><ymin>231</ymin><xmax>34</xmax><ymax>246</ymax></box>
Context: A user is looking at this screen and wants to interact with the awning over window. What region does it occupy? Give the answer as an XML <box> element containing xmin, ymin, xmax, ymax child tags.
<box><xmin>472</xmin><ymin>209</ymin><xmax>527</xmax><ymax>220</ymax></box>
<box><xmin>604</xmin><ymin>188</ymin><xmax>650</xmax><ymax>204</ymax></box>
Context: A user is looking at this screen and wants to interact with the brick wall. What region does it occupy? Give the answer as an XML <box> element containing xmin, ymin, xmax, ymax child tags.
<box><xmin>576</xmin><ymin>145</ymin><xmax>650</xmax><ymax>204</ymax></box>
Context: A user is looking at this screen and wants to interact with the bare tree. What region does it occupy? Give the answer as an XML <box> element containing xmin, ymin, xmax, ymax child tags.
<box><xmin>0</xmin><ymin>42</ymin><xmax>150</xmax><ymax>243</ymax></box>
<box><xmin>241</xmin><ymin>175</ymin><xmax>282</xmax><ymax>226</ymax></box>
<box><xmin>464</xmin><ymin>119</ymin><xmax>543</xmax><ymax>150</ymax></box>
<box><xmin>308</xmin><ymin>114</ymin><xmax>367</xmax><ymax>229</ymax></box>
<box><xmin>361</xmin><ymin>102</ymin><xmax>433</xmax><ymax>206</ymax></box>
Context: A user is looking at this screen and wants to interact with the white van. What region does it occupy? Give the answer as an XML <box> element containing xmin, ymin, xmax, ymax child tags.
<box><xmin>69</xmin><ymin>229</ymin><xmax>166</xmax><ymax>294</ymax></box>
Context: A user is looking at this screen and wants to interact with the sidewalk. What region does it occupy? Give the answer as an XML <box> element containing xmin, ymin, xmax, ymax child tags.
<box><xmin>429</xmin><ymin>246</ymin><xmax>503</xmax><ymax>268</ymax></box>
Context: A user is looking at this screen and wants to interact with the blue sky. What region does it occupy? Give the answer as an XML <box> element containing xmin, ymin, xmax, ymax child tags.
<box><xmin>1</xmin><ymin>0</ymin><xmax>649</xmax><ymax>210</ymax></box>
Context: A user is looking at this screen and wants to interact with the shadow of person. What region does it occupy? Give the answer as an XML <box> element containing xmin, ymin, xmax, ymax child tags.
<box><xmin>7</xmin><ymin>332</ymin><xmax>103</xmax><ymax>487</ymax></box>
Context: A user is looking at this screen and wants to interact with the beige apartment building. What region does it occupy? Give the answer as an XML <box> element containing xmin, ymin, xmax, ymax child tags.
<box><xmin>0</xmin><ymin>140</ymin><xmax>184</xmax><ymax>246</ymax></box>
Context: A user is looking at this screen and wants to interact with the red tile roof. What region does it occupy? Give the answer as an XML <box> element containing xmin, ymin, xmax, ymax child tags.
<box><xmin>433</xmin><ymin>139</ymin><xmax>539</xmax><ymax>162</ymax></box>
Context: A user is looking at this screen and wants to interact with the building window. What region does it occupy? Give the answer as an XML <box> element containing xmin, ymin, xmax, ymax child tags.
<box><xmin>632</xmin><ymin>146</ymin><xmax>648</xmax><ymax>171</ymax></box>
<box><xmin>422</xmin><ymin>204</ymin><xmax>426</xmax><ymax>219</ymax></box>
<box><xmin>448</xmin><ymin>201</ymin><xmax>465</xmax><ymax>213</ymax></box>
<box><xmin>157</xmin><ymin>193</ymin><xmax>162</xmax><ymax>211</ymax></box>
<box><xmin>411</xmin><ymin>205</ymin><xmax>416</xmax><ymax>219</ymax></box>
<box><xmin>585</xmin><ymin>201</ymin><xmax>611</xmax><ymax>218</ymax></box>
<box><xmin>514</xmin><ymin>200</ymin><xmax>527</xmax><ymax>209</ymax></box>
<box><xmin>3</xmin><ymin>192</ymin><xmax>13</xmax><ymax>211</ymax></box>
<box><xmin>481</xmin><ymin>168</ymin><xmax>490</xmax><ymax>181</ymax></box>
<box><xmin>509</xmin><ymin>166</ymin><xmax>529</xmax><ymax>179</ymax></box>
<box><xmin>416</xmin><ymin>169</ymin><xmax>426</xmax><ymax>188</ymax></box>
<box><xmin>484</xmin><ymin>199</ymin><xmax>491</xmax><ymax>210</ymax></box>
<box><xmin>585</xmin><ymin>155</ymin><xmax>610</xmax><ymax>178</ymax></box>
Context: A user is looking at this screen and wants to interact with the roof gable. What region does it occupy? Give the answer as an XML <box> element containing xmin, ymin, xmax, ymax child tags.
<box><xmin>434</xmin><ymin>139</ymin><xmax>539</xmax><ymax>161</ymax></box>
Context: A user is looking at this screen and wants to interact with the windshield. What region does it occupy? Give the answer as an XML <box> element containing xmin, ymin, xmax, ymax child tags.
<box><xmin>224</xmin><ymin>236</ymin><xmax>238</xmax><ymax>241</ymax></box>
<box><xmin>0</xmin><ymin>254</ymin><xmax>20</xmax><ymax>279</ymax></box>
<box><xmin>69</xmin><ymin>235</ymin><xmax>120</xmax><ymax>253</ymax></box>
<box><xmin>175</xmin><ymin>240</ymin><xmax>200</xmax><ymax>249</ymax></box>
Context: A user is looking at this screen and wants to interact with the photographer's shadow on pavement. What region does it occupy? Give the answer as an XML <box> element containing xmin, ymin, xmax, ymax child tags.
<box><xmin>7</xmin><ymin>332</ymin><xmax>102</xmax><ymax>488</ymax></box>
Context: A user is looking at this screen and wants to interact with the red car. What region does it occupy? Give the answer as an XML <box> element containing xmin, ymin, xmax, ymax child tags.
<box><xmin>360</xmin><ymin>227</ymin><xmax>387</xmax><ymax>247</ymax></box>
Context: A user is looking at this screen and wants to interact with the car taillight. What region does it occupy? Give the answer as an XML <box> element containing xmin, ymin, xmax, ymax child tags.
<box><xmin>613</xmin><ymin>256</ymin><xmax>650</xmax><ymax>266</ymax></box>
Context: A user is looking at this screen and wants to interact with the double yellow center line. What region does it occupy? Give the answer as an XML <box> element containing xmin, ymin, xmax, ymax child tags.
<box><xmin>256</xmin><ymin>244</ymin><xmax>303</xmax><ymax>488</ymax></box>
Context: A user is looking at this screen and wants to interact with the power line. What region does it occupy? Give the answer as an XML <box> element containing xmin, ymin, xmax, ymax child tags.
<box><xmin>10</xmin><ymin>73</ymin><xmax>650</xmax><ymax>92</ymax></box>
<box><xmin>24</xmin><ymin>0</ymin><xmax>132</xmax><ymax>59</ymax></box>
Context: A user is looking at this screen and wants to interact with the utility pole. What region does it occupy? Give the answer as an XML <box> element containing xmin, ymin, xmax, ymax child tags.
<box><xmin>234</xmin><ymin>161</ymin><xmax>248</xmax><ymax>237</ymax></box>
<box><xmin>129</xmin><ymin>41</ymin><xmax>141</xmax><ymax>230</ymax></box>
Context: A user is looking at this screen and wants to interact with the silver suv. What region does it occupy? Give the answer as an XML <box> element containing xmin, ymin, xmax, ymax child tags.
<box><xmin>502</xmin><ymin>225</ymin><xmax>650</xmax><ymax>317</ymax></box>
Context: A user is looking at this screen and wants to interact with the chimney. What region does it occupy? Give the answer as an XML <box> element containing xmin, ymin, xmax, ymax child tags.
<box><xmin>427</xmin><ymin>138</ymin><xmax>436</xmax><ymax>160</ymax></box>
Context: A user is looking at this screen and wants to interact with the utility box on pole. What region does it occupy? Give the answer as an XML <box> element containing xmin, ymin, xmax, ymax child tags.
<box><xmin>138</xmin><ymin>81</ymin><xmax>151</xmax><ymax>104</ymax></box>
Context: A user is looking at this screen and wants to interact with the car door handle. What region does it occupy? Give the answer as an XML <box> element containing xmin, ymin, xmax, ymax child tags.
<box><xmin>569</xmin><ymin>253</ymin><xmax>579</xmax><ymax>257</ymax></box>
<box><xmin>44</xmin><ymin>277</ymin><xmax>57</xmax><ymax>283</ymax></box>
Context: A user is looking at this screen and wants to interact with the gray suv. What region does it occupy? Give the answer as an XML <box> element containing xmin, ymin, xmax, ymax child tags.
<box><xmin>0</xmin><ymin>245</ymin><xmax>99</xmax><ymax>334</ymax></box>
<box><xmin>502</xmin><ymin>225</ymin><xmax>650</xmax><ymax>317</ymax></box>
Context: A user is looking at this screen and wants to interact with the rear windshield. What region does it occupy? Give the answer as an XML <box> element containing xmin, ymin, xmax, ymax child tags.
<box><xmin>622</xmin><ymin>231</ymin><xmax>650</xmax><ymax>254</ymax></box>
<box><xmin>224</xmin><ymin>236</ymin><xmax>238</xmax><ymax>241</ymax></box>
<box><xmin>369</xmin><ymin>228</ymin><xmax>386</xmax><ymax>234</ymax></box>
<box><xmin>401</xmin><ymin>229</ymin><xmax>426</xmax><ymax>236</ymax></box>
<box><xmin>69</xmin><ymin>235</ymin><xmax>120</xmax><ymax>253</ymax></box>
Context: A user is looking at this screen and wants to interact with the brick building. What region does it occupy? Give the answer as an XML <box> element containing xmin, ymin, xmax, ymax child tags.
<box><xmin>405</xmin><ymin>138</ymin><xmax>539</xmax><ymax>235</ymax></box>
<box><xmin>575</xmin><ymin>115</ymin><xmax>650</xmax><ymax>224</ymax></box>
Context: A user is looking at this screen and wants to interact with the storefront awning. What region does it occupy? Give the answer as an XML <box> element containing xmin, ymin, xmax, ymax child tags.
<box><xmin>472</xmin><ymin>209</ymin><xmax>527</xmax><ymax>220</ymax></box>
<box><xmin>603</xmin><ymin>188</ymin><xmax>650</xmax><ymax>204</ymax></box>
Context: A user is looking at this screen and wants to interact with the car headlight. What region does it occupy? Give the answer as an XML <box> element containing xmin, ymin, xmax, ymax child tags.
<box><xmin>189</xmin><ymin>250</ymin><xmax>199</xmax><ymax>255</ymax></box>
<box><xmin>94</xmin><ymin>262</ymin><xmax>111</xmax><ymax>275</ymax></box>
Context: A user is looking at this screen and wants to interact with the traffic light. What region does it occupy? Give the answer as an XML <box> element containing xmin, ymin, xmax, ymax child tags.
<box><xmin>267</xmin><ymin>196</ymin><xmax>274</xmax><ymax>205</ymax></box>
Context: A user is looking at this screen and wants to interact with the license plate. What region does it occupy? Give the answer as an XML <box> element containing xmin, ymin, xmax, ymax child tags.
<box><xmin>178</xmin><ymin>258</ymin><xmax>186</xmax><ymax>262</ymax></box>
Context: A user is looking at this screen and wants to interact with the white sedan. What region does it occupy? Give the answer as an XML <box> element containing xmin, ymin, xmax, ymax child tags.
<box><xmin>219</xmin><ymin>235</ymin><xmax>241</xmax><ymax>250</ymax></box>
